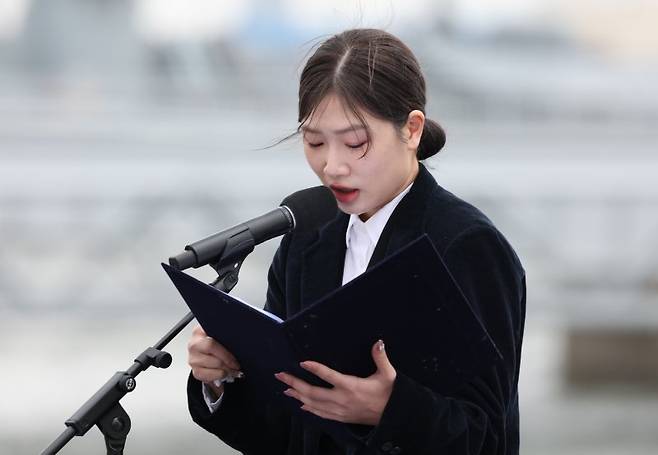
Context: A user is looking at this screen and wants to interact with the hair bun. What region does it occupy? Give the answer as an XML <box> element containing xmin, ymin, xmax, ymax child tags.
<box><xmin>417</xmin><ymin>118</ymin><xmax>446</xmax><ymax>160</ymax></box>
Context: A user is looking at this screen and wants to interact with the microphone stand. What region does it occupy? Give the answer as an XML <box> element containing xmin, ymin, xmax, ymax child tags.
<box><xmin>41</xmin><ymin>256</ymin><xmax>248</xmax><ymax>455</ymax></box>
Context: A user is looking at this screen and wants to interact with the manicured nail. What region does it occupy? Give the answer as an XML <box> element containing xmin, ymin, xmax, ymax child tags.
<box><xmin>377</xmin><ymin>339</ymin><xmax>385</xmax><ymax>352</ymax></box>
<box><xmin>236</xmin><ymin>371</ymin><xmax>245</xmax><ymax>379</ymax></box>
<box><xmin>213</xmin><ymin>379</ymin><xmax>222</xmax><ymax>387</ymax></box>
<box><xmin>283</xmin><ymin>388</ymin><xmax>293</xmax><ymax>396</ymax></box>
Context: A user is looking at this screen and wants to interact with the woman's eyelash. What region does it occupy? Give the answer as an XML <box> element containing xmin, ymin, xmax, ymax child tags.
<box><xmin>306</xmin><ymin>141</ymin><xmax>366</xmax><ymax>149</ymax></box>
<box><xmin>348</xmin><ymin>142</ymin><xmax>367</xmax><ymax>149</ymax></box>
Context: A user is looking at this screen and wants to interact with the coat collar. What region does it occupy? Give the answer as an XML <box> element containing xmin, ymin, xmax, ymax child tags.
<box><xmin>368</xmin><ymin>163</ymin><xmax>437</xmax><ymax>267</ymax></box>
<box><xmin>300</xmin><ymin>163</ymin><xmax>438</xmax><ymax>308</ymax></box>
<box><xmin>300</xmin><ymin>210</ymin><xmax>349</xmax><ymax>308</ymax></box>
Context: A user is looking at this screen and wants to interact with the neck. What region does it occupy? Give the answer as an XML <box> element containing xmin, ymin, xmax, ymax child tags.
<box><xmin>358</xmin><ymin>162</ymin><xmax>418</xmax><ymax>222</ymax></box>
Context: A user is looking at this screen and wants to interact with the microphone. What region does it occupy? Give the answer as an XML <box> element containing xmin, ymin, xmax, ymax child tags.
<box><xmin>168</xmin><ymin>186</ymin><xmax>337</xmax><ymax>271</ymax></box>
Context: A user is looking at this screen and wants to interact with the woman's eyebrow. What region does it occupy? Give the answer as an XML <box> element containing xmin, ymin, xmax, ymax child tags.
<box><xmin>301</xmin><ymin>125</ymin><xmax>366</xmax><ymax>135</ymax></box>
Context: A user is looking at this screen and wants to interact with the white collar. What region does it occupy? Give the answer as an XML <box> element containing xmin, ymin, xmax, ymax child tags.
<box><xmin>344</xmin><ymin>182</ymin><xmax>413</xmax><ymax>248</ymax></box>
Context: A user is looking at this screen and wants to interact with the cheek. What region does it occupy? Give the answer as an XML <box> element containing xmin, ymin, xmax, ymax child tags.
<box><xmin>304</xmin><ymin>150</ymin><xmax>324</xmax><ymax>177</ymax></box>
<box><xmin>361</xmin><ymin>148</ymin><xmax>395</xmax><ymax>178</ymax></box>
<box><xmin>362</xmin><ymin>148</ymin><xmax>408</xmax><ymax>189</ymax></box>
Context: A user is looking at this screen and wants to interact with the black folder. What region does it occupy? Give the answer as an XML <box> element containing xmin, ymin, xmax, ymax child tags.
<box><xmin>163</xmin><ymin>234</ymin><xmax>502</xmax><ymax>443</ymax></box>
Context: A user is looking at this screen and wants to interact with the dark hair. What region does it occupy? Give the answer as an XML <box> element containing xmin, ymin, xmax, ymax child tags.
<box><xmin>298</xmin><ymin>29</ymin><xmax>446</xmax><ymax>160</ymax></box>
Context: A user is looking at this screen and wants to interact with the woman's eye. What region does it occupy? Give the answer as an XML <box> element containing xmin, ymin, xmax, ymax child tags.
<box><xmin>347</xmin><ymin>142</ymin><xmax>367</xmax><ymax>149</ymax></box>
<box><xmin>307</xmin><ymin>142</ymin><xmax>323</xmax><ymax>148</ymax></box>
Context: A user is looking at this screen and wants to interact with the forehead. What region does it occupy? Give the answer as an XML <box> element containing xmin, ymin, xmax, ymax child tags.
<box><xmin>302</xmin><ymin>94</ymin><xmax>369</xmax><ymax>133</ymax></box>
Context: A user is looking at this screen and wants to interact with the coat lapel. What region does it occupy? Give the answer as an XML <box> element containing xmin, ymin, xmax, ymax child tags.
<box><xmin>368</xmin><ymin>164</ymin><xmax>436</xmax><ymax>268</ymax></box>
<box><xmin>300</xmin><ymin>212</ymin><xmax>349</xmax><ymax>308</ymax></box>
<box><xmin>300</xmin><ymin>164</ymin><xmax>438</xmax><ymax>306</ymax></box>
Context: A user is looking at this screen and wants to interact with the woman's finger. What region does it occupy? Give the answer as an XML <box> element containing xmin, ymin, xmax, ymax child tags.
<box><xmin>206</xmin><ymin>340</ymin><xmax>240</xmax><ymax>369</ymax></box>
<box><xmin>276</xmin><ymin>372</ymin><xmax>335</xmax><ymax>403</ymax></box>
<box><xmin>191</xmin><ymin>324</ymin><xmax>207</xmax><ymax>337</ymax></box>
<box><xmin>189</xmin><ymin>352</ymin><xmax>235</xmax><ymax>371</ymax></box>
<box><xmin>299</xmin><ymin>360</ymin><xmax>348</xmax><ymax>388</ymax></box>
<box><xmin>190</xmin><ymin>337</ymin><xmax>241</xmax><ymax>370</ymax></box>
<box><xmin>370</xmin><ymin>339</ymin><xmax>396</xmax><ymax>380</ymax></box>
<box><xmin>274</xmin><ymin>372</ymin><xmax>312</xmax><ymax>393</ymax></box>
<box><xmin>192</xmin><ymin>366</ymin><xmax>230</xmax><ymax>384</ymax></box>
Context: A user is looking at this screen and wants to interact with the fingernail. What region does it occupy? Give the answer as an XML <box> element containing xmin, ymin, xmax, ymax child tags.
<box><xmin>377</xmin><ymin>339</ymin><xmax>385</xmax><ymax>352</ymax></box>
<box><xmin>213</xmin><ymin>379</ymin><xmax>222</xmax><ymax>387</ymax></box>
<box><xmin>283</xmin><ymin>388</ymin><xmax>292</xmax><ymax>396</ymax></box>
<box><xmin>236</xmin><ymin>371</ymin><xmax>245</xmax><ymax>379</ymax></box>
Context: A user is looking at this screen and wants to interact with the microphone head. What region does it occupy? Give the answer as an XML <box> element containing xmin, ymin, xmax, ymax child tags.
<box><xmin>280</xmin><ymin>186</ymin><xmax>338</xmax><ymax>232</ymax></box>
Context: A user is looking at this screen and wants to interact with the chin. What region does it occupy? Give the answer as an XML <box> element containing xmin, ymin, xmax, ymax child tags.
<box><xmin>337</xmin><ymin>205</ymin><xmax>357</xmax><ymax>215</ymax></box>
<box><xmin>337</xmin><ymin>203</ymin><xmax>363</xmax><ymax>216</ymax></box>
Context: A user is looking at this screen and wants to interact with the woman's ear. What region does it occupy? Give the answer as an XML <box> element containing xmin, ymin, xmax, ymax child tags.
<box><xmin>404</xmin><ymin>110</ymin><xmax>425</xmax><ymax>151</ymax></box>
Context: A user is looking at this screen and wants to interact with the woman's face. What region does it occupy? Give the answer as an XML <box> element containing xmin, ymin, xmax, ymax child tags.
<box><xmin>302</xmin><ymin>94</ymin><xmax>421</xmax><ymax>221</ymax></box>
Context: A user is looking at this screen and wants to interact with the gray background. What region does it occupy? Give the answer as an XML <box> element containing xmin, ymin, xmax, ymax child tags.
<box><xmin>1</xmin><ymin>1</ymin><xmax>657</xmax><ymax>454</ymax></box>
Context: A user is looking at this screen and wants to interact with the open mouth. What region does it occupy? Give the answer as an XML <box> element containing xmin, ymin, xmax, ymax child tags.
<box><xmin>330</xmin><ymin>185</ymin><xmax>359</xmax><ymax>203</ymax></box>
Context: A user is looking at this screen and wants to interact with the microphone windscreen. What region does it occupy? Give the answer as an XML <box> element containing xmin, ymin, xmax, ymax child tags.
<box><xmin>280</xmin><ymin>186</ymin><xmax>338</xmax><ymax>232</ymax></box>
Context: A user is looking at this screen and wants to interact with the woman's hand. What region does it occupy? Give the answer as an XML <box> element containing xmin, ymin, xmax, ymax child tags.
<box><xmin>275</xmin><ymin>340</ymin><xmax>396</xmax><ymax>426</ymax></box>
<box><xmin>187</xmin><ymin>324</ymin><xmax>242</xmax><ymax>396</ymax></box>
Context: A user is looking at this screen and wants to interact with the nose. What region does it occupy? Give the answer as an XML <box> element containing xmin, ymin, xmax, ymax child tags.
<box><xmin>323</xmin><ymin>146</ymin><xmax>350</xmax><ymax>179</ymax></box>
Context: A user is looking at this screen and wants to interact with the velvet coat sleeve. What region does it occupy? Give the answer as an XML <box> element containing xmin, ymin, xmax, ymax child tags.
<box><xmin>186</xmin><ymin>234</ymin><xmax>297</xmax><ymax>455</ymax></box>
<box><xmin>363</xmin><ymin>225</ymin><xmax>526</xmax><ymax>455</ymax></box>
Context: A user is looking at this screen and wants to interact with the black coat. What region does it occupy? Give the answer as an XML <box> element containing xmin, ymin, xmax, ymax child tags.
<box><xmin>187</xmin><ymin>164</ymin><xmax>526</xmax><ymax>455</ymax></box>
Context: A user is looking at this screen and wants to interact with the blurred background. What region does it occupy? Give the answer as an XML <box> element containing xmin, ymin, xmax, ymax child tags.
<box><xmin>1</xmin><ymin>0</ymin><xmax>657</xmax><ymax>454</ymax></box>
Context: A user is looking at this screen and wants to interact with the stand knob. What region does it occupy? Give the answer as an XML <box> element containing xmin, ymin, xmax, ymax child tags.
<box><xmin>118</xmin><ymin>375</ymin><xmax>136</xmax><ymax>393</ymax></box>
<box><xmin>154</xmin><ymin>351</ymin><xmax>172</xmax><ymax>369</ymax></box>
<box><xmin>134</xmin><ymin>347</ymin><xmax>173</xmax><ymax>370</ymax></box>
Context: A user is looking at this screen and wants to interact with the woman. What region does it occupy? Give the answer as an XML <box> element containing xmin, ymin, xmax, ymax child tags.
<box><xmin>186</xmin><ymin>29</ymin><xmax>525</xmax><ymax>455</ymax></box>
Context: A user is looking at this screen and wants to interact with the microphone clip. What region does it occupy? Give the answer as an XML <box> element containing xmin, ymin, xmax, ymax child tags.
<box><xmin>206</xmin><ymin>227</ymin><xmax>255</xmax><ymax>293</ymax></box>
<box><xmin>209</xmin><ymin>257</ymin><xmax>245</xmax><ymax>293</ymax></box>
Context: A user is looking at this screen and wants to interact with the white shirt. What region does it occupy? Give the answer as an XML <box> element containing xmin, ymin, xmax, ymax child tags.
<box><xmin>342</xmin><ymin>183</ymin><xmax>413</xmax><ymax>285</ymax></box>
<box><xmin>203</xmin><ymin>182</ymin><xmax>414</xmax><ymax>412</ymax></box>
